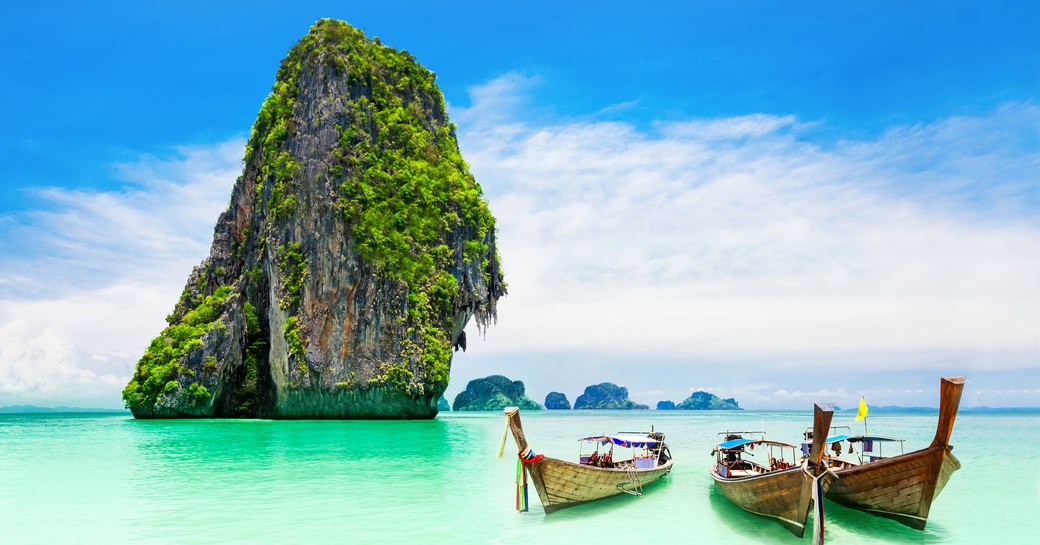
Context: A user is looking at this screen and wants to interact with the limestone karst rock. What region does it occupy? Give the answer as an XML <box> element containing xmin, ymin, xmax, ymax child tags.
<box><xmin>676</xmin><ymin>391</ymin><xmax>742</xmax><ymax>410</ymax></box>
<box><xmin>573</xmin><ymin>383</ymin><xmax>648</xmax><ymax>410</ymax></box>
<box><xmin>452</xmin><ymin>375</ymin><xmax>540</xmax><ymax>411</ymax></box>
<box><xmin>123</xmin><ymin>19</ymin><xmax>504</xmax><ymax>419</ymax></box>
<box><xmin>544</xmin><ymin>391</ymin><xmax>571</xmax><ymax>410</ymax></box>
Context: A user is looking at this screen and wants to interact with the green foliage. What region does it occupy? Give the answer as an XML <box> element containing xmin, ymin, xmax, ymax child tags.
<box><xmin>248</xmin><ymin>265</ymin><xmax>263</xmax><ymax>289</ymax></box>
<box><xmin>244</xmin><ymin>302</ymin><xmax>261</xmax><ymax>336</ymax></box>
<box><xmin>371</xmin><ymin>364</ymin><xmax>412</xmax><ymax>388</ymax></box>
<box><xmin>246</xmin><ymin>67</ymin><xmax>301</xmax><ymax>217</ymax></box>
<box><xmin>277</xmin><ymin>243</ymin><xmax>307</xmax><ymax>310</ymax></box>
<box><xmin>203</xmin><ymin>356</ymin><xmax>217</xmax><ymax>371</ymax></box>
<box><xmin>283</xmin><ymin>315</ymin><xmax>307</xmax><ymax>375</ymax></box>
<box><xmin>188</xmin><ymin>383</ymin><xmax>211</xmax><ymax>404</ymax></box>
<box><xmin>122</xmin><ymin>286</ymin><xmax>234</xmax><ymax>412</ymax></box>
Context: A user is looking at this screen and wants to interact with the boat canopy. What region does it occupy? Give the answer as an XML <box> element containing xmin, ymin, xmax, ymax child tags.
<box><xmin>826</xmin><ymin>434</ymin><xmax>852</xmax><ymax>443</ymax></box>
<box><xmin>716</xmin><ymin>438</ymin><xmax>797</xmax><ymax>450</ymax></box>
<box><xmin>579</xmin><ymin>435</ymin><xmax>659</xmax><ymax>447</ymax></box>
<box><xmin>847</xmin><ymin>435</ymin><xmax>903</xmax><ymax>443</ymax></box>
<box><xmin>718</xmin><ymin>438</ymin><xmax>754</xmax><ymax>450</ymax></box>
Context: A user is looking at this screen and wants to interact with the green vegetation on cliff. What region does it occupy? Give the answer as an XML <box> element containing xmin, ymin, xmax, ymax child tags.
<box><xmin>123</xmin><ymin>286</ymin><xmax>232</xmax><ymax>412</ymax></box>
<box><xmin>245</xmin><ymin>19</ymin><xmax>502</xmax><ymax>396</ymax></box>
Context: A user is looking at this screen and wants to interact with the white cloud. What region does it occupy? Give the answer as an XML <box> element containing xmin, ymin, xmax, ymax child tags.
<box><xmin>450</xmin><ymin>76</ymin><xmax>1040</xmax><ymax>408</ymax></box>
<box><xmin>0</xmin><ymin>141</ymin><xmax>243</xmax><ymax>407</ymax></box>
<box><xmin>0</xmin><ymin>139</ymin><xmax>243</xmax><ymax>299</ymax></box>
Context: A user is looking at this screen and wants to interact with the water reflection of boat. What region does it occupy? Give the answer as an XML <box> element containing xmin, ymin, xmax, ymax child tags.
<box><xmin>824</xmin><ymin>376</ymin><xmax>964</xmax><ymax>530</ymax></box>
<box><xmin>503</xmin><ymin>407</ymin><xmax>673</xmax><ymax>514</ymax></box>
<box><xmin>710</xmin><ymin>403</ymin><xmax>835</xmax><ymax>537</ymax></box>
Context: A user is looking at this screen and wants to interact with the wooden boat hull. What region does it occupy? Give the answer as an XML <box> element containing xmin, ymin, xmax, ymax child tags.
<box><xmin>826</xmin><ymin>376</ymin><xmax>965</xmax><ymax>530</ymax></box>
<box><xmin>827</xmin><ymin>446</ymin><xmax>960</xmax><ymax>529</ymax></box>
<box><xmin>503</xmin><ymin>407</ymin><xmax>673</xmax><ymax>514</ymax></box>
<box><xmin>711</xmin><ymin>402</ymin><xmax>836</xmax><ymax>537</ymax></box>
<box><xmin>711</xmin><ymin>466</ymin><xmax>834</xmax><ymax>537</ymax></box>
<box><xmin>527</xmin><ymin>456</ymin><xmax>673</xmax><ymax>513</ymax></box>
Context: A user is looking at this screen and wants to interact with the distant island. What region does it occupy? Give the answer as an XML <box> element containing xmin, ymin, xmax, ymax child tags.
<box><xmin>452</xmin><ymin>375</ymin><xmax>540</xmax><ymax>411</ymax></box>
<box><xmin>544</xmin><ymin>392</ymin><xmax>571</xmax><ymax>410</ymax></box>
<box><xmin>656</xmin><ymin>400</ymin><xmax>676</xmax><ymax>410</ymax></box>
<box><xmin>574</xmin><ymin>383</ymin><xmax>648</xmax><ymax>410</ymax></box>
<box><xmin>675</xmin><ymin>391</ymin><xmax>742</xmax><ymax>410</ymax></box>
<box><xmin>0</xmin><ymin>405</ymin><xmax>129</xmax><ymax>414</ymax></box>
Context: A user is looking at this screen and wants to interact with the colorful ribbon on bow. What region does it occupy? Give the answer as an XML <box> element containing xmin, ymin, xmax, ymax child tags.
<box><xmin>515</xmin><ymin>447</ymin><xmax>543</xmax><ymax>512</ymax></box>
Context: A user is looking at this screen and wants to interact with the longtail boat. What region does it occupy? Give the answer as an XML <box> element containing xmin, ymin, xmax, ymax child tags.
<box><xmin>823</xmin><ymin>376</ymin><xmax>964</xmax><ymax>530</ymax></box>
<box><xmin>502</xmin><ymin>407</ymin><xmax>673</xmax><ymax>514</ymax></box>
<box><xmin>710</xmin><ymin>403</ymin><xmax>835</xmax><ymax>539</ymax></box>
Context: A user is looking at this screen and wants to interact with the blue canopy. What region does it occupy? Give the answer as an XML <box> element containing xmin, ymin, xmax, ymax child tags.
<box><xmin>826</xmin><ymin>434</ymin><xmax>852</xmax><ymax>443</ymax></box>
<box><xmin>718</xmin><ymin>438</ymin><xmax>754</xmax><ymax>450</ymax></box>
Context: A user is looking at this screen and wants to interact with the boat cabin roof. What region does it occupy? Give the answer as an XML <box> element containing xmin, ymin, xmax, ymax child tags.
<box><xmin>846</xmin><ymin>435</ymin><xmax>903</xmax><ymax>443</ymax></box>
<box><xmin>715</xmin><ymin>438</ymin><xmax>797</xmax><ymax>450</ymax></box>
<box><xmin>825</xmin><ymin>434</ymin><xmax>903</xmax><ymax>443</ymax></box>
<box><xmin>579</xmin><ymin>435</ymin><xmax>660</xmax><ymax>447</ymax></box>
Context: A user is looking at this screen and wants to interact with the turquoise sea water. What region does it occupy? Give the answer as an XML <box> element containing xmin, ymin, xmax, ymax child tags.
<box><xmin>1</xmin><ymin>410</ymin><xmax>1034</xmax><ymax>544</ymax></box>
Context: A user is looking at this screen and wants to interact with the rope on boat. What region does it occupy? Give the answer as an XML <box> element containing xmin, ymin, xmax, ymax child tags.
<box><xmin>801</xmin><ymin>460</ymin><xmax>826</xmax><ymax>545</ymax></box>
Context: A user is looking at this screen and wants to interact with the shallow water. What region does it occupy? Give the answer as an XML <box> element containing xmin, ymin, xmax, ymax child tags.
<box><xmin>0</xmin><ymin>410</ymin><xmax>1033</xmax><ymax>544</ymax></box>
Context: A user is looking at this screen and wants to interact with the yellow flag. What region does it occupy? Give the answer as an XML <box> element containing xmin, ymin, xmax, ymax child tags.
<box><xmin>856</xmin><ymin>396</ymin><xmax>869</xmax><ymax>421</ymax></box>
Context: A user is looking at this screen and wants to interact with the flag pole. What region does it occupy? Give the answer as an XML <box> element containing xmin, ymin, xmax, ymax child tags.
<box><xmin>856</xmin><ymin>396</ymin><xmax>869</xmax><ymax>436</ymax></box>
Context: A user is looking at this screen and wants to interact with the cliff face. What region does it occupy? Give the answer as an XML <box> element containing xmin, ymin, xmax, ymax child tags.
<box><xmin>452</xmin><ymin>375</ymin><xmax>540</xmax><ymax>411</ymax></box>
<box><xmin>573</xmin><ymin>383</ymin><xmax>648</xmax><ymax>410</ymax></box>
<box><xmin>123</xmin><ymin>20</ymin><xmax>504</xmax><ymax>419</ymax></box>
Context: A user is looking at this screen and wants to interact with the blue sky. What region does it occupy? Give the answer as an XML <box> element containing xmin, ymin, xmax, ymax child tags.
<box><xmin>1</xmin><ymin>1</ymin><xmax>1037</xmax><ymax>409</ymax></box>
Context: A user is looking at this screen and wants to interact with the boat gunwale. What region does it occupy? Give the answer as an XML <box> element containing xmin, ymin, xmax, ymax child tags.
<box><xmin>708</xmin><ymin>463</ymin><xmax>804</xmax><ymax>484</ymax></box>
<box><xmin>828</xmin><ymin>444</ymin><xmax>956</xmax><ymax>477</ymax></box>
<box><xmin>535</xmin><ymin>454</ymin><xmax>675</xmax><ymax>475</ymax></box>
